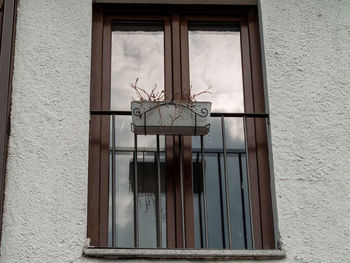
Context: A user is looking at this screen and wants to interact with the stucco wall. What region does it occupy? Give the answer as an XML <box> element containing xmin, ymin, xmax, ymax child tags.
<box><xmin>0</xmin><ymin>0</ymin><xmax>92</xmax><ymax>262</ymax></box>
<box><xmin>1</xmin><ymin>0</ymin><xmax>350</xmax><ymax>262</ymax></box>
<box><xmin>260</xmin><ymin>0</ymin><xmax>350</xmax><ymax>262</ymax></box>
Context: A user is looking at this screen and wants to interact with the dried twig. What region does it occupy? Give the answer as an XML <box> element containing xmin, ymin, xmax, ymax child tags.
<box><xmin>130</xmin><ymin>78</ymin><xmax>211</xmax><ymax>126</ymax></box>
<box><xmin>131</xmin><ymin>78</ymin><xmax>210</xmax><ymax>103</ymax></box>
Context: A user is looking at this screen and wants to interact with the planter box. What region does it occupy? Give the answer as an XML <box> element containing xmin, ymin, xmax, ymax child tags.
<box><xmin>131</xmin><ymin>101</ymin><xmax>211</xmax><ymax>135</ymax></box>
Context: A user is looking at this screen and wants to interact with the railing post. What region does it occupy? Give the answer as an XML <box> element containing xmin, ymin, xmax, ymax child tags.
<box><xmin>221</xmin><ymin>115</ymin><xmax>232</xmax><ymax>248</ymax></box>
<box><xmin>133</xmin><ymin>134</ymin><xmax>139</xmax><ymax>247</ymax></box>
<box><xmin>156</xmin><ymin>135</ymin><xmax>162</xmax><ymax>247</ymax></box>
<box><xmin>179</xmin><ymin>136</ymin><xmax>186</xmax><ymax>248</ymax></box>
<box><xmin>201</xmin><ymin>135</ymin><xmax>209</xmax><ymax>248</ymax></box>
<box><xmin>111</xmin><ymin>114</ymin><xmax>117</xmax><ymax>247</ymax></box>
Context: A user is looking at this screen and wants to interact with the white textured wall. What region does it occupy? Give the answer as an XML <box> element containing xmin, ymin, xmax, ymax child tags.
<box><xmin>260</xmin><ymin>0</ymin><xmax>350</xmax><ymax>262</ymax></box>
<box><xmin>0</xmin><ymin>0</ymin><xmax>92</xmax><ymax>262</ymax></box>
<box><xmin>2</xmin><ymin>0</ymin><xmax>350</xmax><ymax>262</ymax></box>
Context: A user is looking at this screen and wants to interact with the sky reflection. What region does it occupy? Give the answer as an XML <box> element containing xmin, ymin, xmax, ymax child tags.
<box><xmin>111</xmin><ymin>27</ymin><xmax>164</xmax><ymax>111</ymax></box>
<box><xmin>109</xmin><ymin>22</ymin><xmax>248</xmax><ymax>248</ymax></box>
<box><xmin>189</xmin><ymin>29</ymin><xmax>244</xmax><ymax>113</ymax></box>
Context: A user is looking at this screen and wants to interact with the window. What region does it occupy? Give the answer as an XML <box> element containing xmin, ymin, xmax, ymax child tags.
<box><xmin>88</xmin><ymin>4</ymin><xmax>275</xmax><ymax>250</ymax></box>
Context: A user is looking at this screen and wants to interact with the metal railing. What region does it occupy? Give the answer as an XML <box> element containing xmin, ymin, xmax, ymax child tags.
<box><xmin>91</xmin><ymin>110</ymin><xmax>269</xmax><ymax>249</ymax></box>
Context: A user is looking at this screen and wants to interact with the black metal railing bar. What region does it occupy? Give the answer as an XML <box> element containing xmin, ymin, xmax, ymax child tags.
<box><xmin>91</xmin><ymin>110</ymin><xmax>269</xmax><ymax>119</ymax></box>
<box><xmin>96</xmin><ymin>110</ymin><xmax>268</xmax><ymax>249</ymax></box>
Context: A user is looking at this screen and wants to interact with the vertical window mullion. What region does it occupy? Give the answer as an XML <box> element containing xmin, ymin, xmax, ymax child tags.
<box><xmin>179</xmin><ymin>15</ymin><xmax>195</xmax><ymax>248</ymax></box>
<box><xmin>169</xmin><ymin>13</ymin><xmax>185</xmax><ymax>248</ymax></box>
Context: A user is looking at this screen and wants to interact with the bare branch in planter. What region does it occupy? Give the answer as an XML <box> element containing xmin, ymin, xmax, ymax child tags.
<box><xmin>129</xmin><ymin>78</ymin><xmax>143</xmax><ymax>102</ymax></box>
<box><xmin>188</xmin><ymin>86</ymin><xmax>212</xmax><ymax>103</ymax></box>
<box><xmin>130</xmin><ymin>78</ymin><xmax>212</xmax><ymax>131</ymax></box>
<box><xmin>130</xmin><ymin>78</ymin><xmax>210</xmax><ymax>103</ymax></box>
<box><xmin>130</xmin><ymin>79</ymin><xmax>165</xmax><ymax>102</ymax></box>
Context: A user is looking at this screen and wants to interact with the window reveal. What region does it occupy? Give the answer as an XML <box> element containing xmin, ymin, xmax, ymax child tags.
<box><xmin>88</xmin><ymin>5</ymin><xmax>275</xmax><ymax>250</ymax></box>
<box><xmin>0</xmin><ymin>0</ymin><xmax>17</xmax><ymax>246</ymax></box>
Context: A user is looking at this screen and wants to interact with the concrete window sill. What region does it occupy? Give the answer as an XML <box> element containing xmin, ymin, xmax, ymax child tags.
<box><xmin>83</xmin><ymin>247</ymin><xmax>286</xmax><ymax>260</ymax></box>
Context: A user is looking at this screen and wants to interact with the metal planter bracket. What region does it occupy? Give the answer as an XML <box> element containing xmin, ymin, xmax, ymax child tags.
<box><xmin>131</xmin><ymin>101</ymin><xmax>212</xmax><ymax>136</ymax></box>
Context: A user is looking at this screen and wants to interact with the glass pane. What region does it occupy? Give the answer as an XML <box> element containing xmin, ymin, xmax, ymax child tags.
<box><xmin>111</xmin><ymin>22</ymin><xmax>165</xmax><ymax>111</ymax></box>
<box><xmin>241</xmin><ymin>155</ymin><xmax>253</xmax><ymax>249</ymax></box>
<box><xmin>241</xmin><ymin>154</ymin><xmax>253</xmax><ymax>249</ymax></box>
<box><xmin>192</xmin><ymin>117</ymin><xmax>245</xmax><ymax>150</ymax></box>
<box><xmin>192</xmin><ymin>152</ymin><xmax>252</xmax><ymax>249</ymax></box>
<box><xmin>192</xmin><ymin>153</ymin><xmax>203</xmax><ymax>249</ymax></box>
<box><xmin>192</xmin><ymin>115</ymin><xmax>251</xmax><ymax>248</ymax></box>
<box><xmin>112</xmin><ymin>115</ymin><xmax>165</xmax><ymax>150</ymax></box>
<box><xmin>109</xmin><ymin>113</ymin><xmax>166</xmax><ymax>248</ymax></box>
<box><xmin>225</xmin><ymin>117</ymin><xmax>245</xmax><ymax>150</ymax></box>
<box><xmin>109</xmin><ymin>150</ymin><xmax>166</xmax><ymax>248</ymax></box>
<box><xmin>192</xmin><ymin>117</ymin><xmax>222</xmax><ymax>150</ymax></box>
<box><xmin>225</xmin><ymin>154</ymin><xmax>246</xmax><ymax>249</ymax></box>
<box><xmin>193</xmin><ymin>153</ymin><xmax>225</xmax><ymax>249</ymax></box>
<box><xmin>115</xmin><ymin>152</ymin><xmax>135</xmax><ymax>247</ymax></box>
<box><xmin>134</xmin><ymin>152</ymin><xmax>166</xmax><ymax>248</ymax></box>
<box><xmin>188</xmin><ymin>22</ymin><xmax>244</xmax><ymax>113</ymax></box>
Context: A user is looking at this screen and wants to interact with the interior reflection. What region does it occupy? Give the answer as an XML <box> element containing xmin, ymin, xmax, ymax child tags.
<box><xmin>189</xmin><ymin>22</ymin><xmax>252</xmax><ymax>249</ymax></box>
<box><xmin>109</xmin><ymin>21</ymin><xmax>166</xmax><ymax>248</ymax></box>
<box><xmin>108</xmin><ymin>20</ymin><xmax>252</xmax><ymax>249</ymax></box>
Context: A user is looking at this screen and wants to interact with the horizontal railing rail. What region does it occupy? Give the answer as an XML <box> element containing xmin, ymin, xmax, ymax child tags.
<box><xmin>91</xmin><ymin>110</ymin><xmax>269</xmax><ymax>119</ymax></box>
<box><xmin>110</xmin><ymin>147</ymin><xmax>245</xmax><ymax>154</ymax></box>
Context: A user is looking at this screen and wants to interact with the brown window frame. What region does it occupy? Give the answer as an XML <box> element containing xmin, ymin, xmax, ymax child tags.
<box><xmin>0</xmin><ymin>0</ymin><xmax>17</xmax><ymax>246</ymax></box>
<box><xmin>88</xmin><ymin>4</ymin><xmax>275</xmax><ymax>250</ymax></box>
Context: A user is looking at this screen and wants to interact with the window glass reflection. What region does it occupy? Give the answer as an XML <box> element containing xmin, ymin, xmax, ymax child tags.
<box><xmin>111</xmin><ymin>22</ymin><xmax>164</xmax><ymax>111</ymax></box>
<box><xmin>192</xmin><ymin>152</ymin><xmax>252</xmax><ymax>249</ymax></box>
<box><xmin>115</xmin><ymin>152</ymin><xmax>135</xmax><ymax>247</ymax></box>
<box><xmin>109</xmin><ymin>113</ymin><xmax>166</xmax><ymax>248</ymax></box>
<box><xmin>133</xmin><ymin>152</ymin><xmax>166</xmax><ymax>248</ymax></box>
<box><xmin>189</xmin><ymin>23</ymin><xmax>249</xmax><ymax>248</ymax></box>
<box><xmin>192</xmin><ymin>117</ymin><xmax>222</xmax><ymax>149</ymax></box>
<box><xmin>225</xmin><ymin>154</ymin><xmax>247</xmax><ymax>249</ymax></box>
<box><xmin>113</xmin><ymin>115</ymin><xmax>165</xmax><ymax>150</ymax></box>
<box><xmin>189</xmin><ymin>22</ymin><xmax>244</xmax><ymax>113</ymax></box>
<box><xmin>225</xmin><ymin>117</ymin><xmax>245</xmax><ymax>150</ymax></box>
<box><xmin>109</xmin><ymin>150</ymin><xmax>166</xmax><ymax>248</ymax></box>
<box><xmin>192</xmin><ymin>117</ymin><xmax>245</xmax><ymax>150</ymax></box>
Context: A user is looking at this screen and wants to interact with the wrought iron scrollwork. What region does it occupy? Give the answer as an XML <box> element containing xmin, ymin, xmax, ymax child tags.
<box><xmin>132</xmin><ymin>101</ymin><xmax>209</xmax><ymax>118</ymax></box>
<box><xmin>132</xmin><ymin>107</ymin><xmax>141</xmax><ymax>118</ymax></box>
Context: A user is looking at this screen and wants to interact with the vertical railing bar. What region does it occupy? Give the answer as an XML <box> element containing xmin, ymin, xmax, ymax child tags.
<box><xmin>196</xmin><ymin>153</ymin><xmax>204</xmax><ymax>249</ymax></box>
<box><xmin>217</xmin><ymin>152</ymin><xmax>226</xmax><ymax>248</ymax></box>
<box><xmin>221</xmin><ymin>116</ymin><xmax>232</xmax><ymax>249</ymax></box>
<box><xmin>201</xmin><ymin>135</ymin><xmax>209</xmax><ymax>248</ymax></box>
<box><xmin>243</xmin><ymin>115</ymin><xmax>254</xmax><ymax>248</ymax></box>
<box><xmin>179</xmin><ymin>136</ymin><xmax>186</xmax><ymax>248</ymax></box>
<box><xmin>156</xmin><ymin>135</ymin><xmax>162</xmax><ymax>248</ymax></box>
<box><xmin>133</xmin><ymin>134</ymin><xmax>139</xmax><ymax>248</ymax></box>
<box><xmin>238</xmin><ymin>153</ymin><xmax>248</xmax><ymax>249</ymax></box>
<box><xmin>111</xmin><ymin>114</ymin><xmax>117</xmax><ymax>247</ymax></box>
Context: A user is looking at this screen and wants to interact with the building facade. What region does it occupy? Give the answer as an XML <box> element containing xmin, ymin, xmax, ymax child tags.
<box><xmin>0</xmin><ymin>0</ymin><xmax>349</xmax><ymax>262</ymax></box>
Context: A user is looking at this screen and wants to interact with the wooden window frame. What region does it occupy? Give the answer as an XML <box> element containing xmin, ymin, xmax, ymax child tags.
<box><xmin>88</xmin><ymin>4</ymin><xmax>275</xmax><ymax>250</ymax></box>
<box><xmin>0</xmin><ymin>0</ymin><xmax>17</xmax><ymax>246</ymax></box>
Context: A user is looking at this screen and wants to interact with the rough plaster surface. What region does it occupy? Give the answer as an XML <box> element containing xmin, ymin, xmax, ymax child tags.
<box><xmin>259</xmin><ymin>0</ymin><xmax>350</xmax><ymax>262</ymax></box>
<box><xmin>2</xmin><ymin>0</ymin><xmax>350</xmax><ymax>262</ymax></box>
<box><xmin>0</xmin><ymin>0</ymin><xmax>92</xmax><ymax>262</ymax></box>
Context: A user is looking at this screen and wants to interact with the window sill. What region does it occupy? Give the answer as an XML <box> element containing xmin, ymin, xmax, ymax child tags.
<box><xmin>83</xmin><ymin>247</ymin><xmax>286</xmax><ymax>260</ymax></box>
